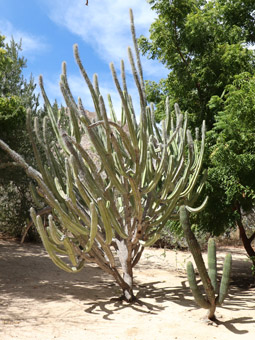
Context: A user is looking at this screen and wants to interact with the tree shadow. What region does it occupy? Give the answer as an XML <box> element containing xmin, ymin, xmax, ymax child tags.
<box><xmin>1</xmin><ymin>240</ymin><xmax>254</xmax><ymax>335</ymax></box>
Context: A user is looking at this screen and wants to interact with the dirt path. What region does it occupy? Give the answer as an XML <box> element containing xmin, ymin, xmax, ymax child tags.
<box><xmin>0</xmin><ymin>239</ymin><xmax>254</xmax><ymax>340</ymax></box>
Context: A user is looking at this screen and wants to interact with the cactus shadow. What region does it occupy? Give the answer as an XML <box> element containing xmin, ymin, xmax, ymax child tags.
<box><xmin>83</xmin><ymin>291</ymin><xmax>166</xmax><ymax>321</ymax></box>
<box><xmin>0</xmin><ymin>241</ymin><xmax>120</xmax><ymax>303</ymax></box>
<box><xmin>214</xmin><ymin>317</ymin><xmax>255</xmax><ymax>334</ymax></box>
<box><xmin>83</xmin><ymin>278</ymin><xmax>197</xmax><ymax>320</ymax></box>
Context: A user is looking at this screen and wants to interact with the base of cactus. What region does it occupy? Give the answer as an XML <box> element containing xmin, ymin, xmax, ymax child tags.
<box><xmin>207</xmin><ymin>305</ymin><xmax>216</xmax><ymax>321</ymax></box>
<box><xmin>122</xmin><ymin>288</ymin><xmax>136</xmax><ymax>302</ymax></box>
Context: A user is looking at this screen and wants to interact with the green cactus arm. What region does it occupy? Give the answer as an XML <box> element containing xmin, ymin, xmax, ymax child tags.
<box><xmin>185</xmin><ymin>196</ymin><xmax>209</xmax><ymax>213</ymax></box>
<box><xmin>186</xmin><ymin>261</ymin><xmax>211</xmax><ymax>309</ymax></box>
<box><xmin>42</xmin><ymin>118</ymin><xmax>66</xmax><ymax>189</ymax></box>
<box><xmin>142</xmin><ymin>143</ymin><xmax>167</xmax><ymax>195</ymax></box>
<box><xmin>69</xmin><ymin>106</ymin><xmax>82</xmax><ymax>143</ymax></box>
<box><xmin>165</xmin><ymin>97</ymin><xmax>172</xmax><ymax>135</ymax></box>
<box><xmin>79</xmin><ymin>109</ymin><xmax>127</xmax><ymax>195</ymax></box>
<box><xmin>217</xmin><ymin>253</ymin><xmax>232</xmax><ymax>306</ymax></box>
<box><xmin>107</xmin><ymin>207</ymin><xmax>128</xmax><ymax>239</ymax></box>
<box><xmin>110</xmin><ymin>62</ymin><xmax>138</xmax><ymax>149</ymax></box>
<box><xmin>43</xmin><ymin>165</ymin><xmax>65</xmax><ymax>203</ymax></box>
<box><xmin>93</xmin><ymin>73</ymin><xmax>100</xmax><ymax>97</ymax></box>
<box><xmin>26</xmin><ymin>110</ymin><xmax>53</xmax><ymax>188</ymax></box>
<box><xmin>99</xmin><ymin>94</ymin><xmax>112</xmax><ymax>153</ymax></box>
<box><xmin>128</xmin><ymin>94</ymin><xmax>138</xmax><ymax>133</ymax></box>
<box><xmin>73</xmin><ymin>44</ymin><xmax>101</xmax><ymax>119</ymax></box>
<box><xmin>31</xmin><ymin>210</ymin><xmax>82</xmax><ymax>273</ymax></box>
<box><xmin>127</xmin><ymin>46</ymin><xmax>146</xmax><ymax>112</ymax></box>
<box><xmin>85</xmin><ymin>202</ymin><xmax>98</xmax><ymax>252</ymax></box>
<box><xmin>107</xmin><ymin>94</ymin><xmax>118</xmax><ymax>123</ymax></box>
<box><xmin>63</xmin><ymin>237</ymin><xmax>78</xmax><ymax>267</ymax></box>
<box><xmin>129</xmin><ymin>8</ymin><xmax>146</xmax><ymax>103</ymax></box>
<box><xmin>135</xmin><ymin>107</ymin><xmax>148</xmax><ymax>183</ymax></box>
<box><xmin>48</xmin><ymin>215</ymin><xmax>65</xmax><ymax>245</ymax></box>
<box><xmin>97</xmin><ymin>198</ymin><xmax>114</xmax><ymax>244</ymax></box>
<box><xmin>54</xmin><ymin>177</ymin><xmax>67</xmax><ymax>200</ymax></box>
<box><xmin>61</xmin><ymin>61</ymin><xmax>78</xmax><ymax>110</ymax></box>
<box><xmin>207</xmin><ymin>238</ymin><xmax>218</xmax><ymax>293</ymax></box>
<box><xmin>59</xmin><ymin>76</ymin><xmax>81</xmax><ymax>143</ymax></box>
<box><xmin>180</xmin><ymin>121</ymin><xmax>206</xmax><ymax>198</ymax></box>
<box><xmin>107</xmin><ymin>121</ymin><xmax>136</xmax><ymax>162</ymax></box>
<box><xmin>120</xmin><ymin>59</ymin><xmax>128</xmax><ymax>97</ymax></box>
<box><xmin>65</xmin><ymin>159</ymin><xmax>77</xmax><ymax>204</ymax></box>
<box><xmin>139</xmin><ymin>232</ymin><xmax>161</xmax><ymax>247</ymax></box>
<box><xmin>39</xmin><ymin>76</ymin><xmax>60</xmax><ymax>140</ymax></box>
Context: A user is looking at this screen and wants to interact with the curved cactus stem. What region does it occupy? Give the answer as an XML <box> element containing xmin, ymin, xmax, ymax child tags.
<box><xmin>186</xmin><ymin>261</ymin><xmax>211</xmax><ymax>309</ymax></box>
<box><xmin>139</xmin><ymin>233</ymin><xmax>161</xmax><ymax>247</ymax></box>
<box><xmin>217</xmin><ymin>253</ymin><xmax>232</xmax><ymax>306</ymax></box>
<box><xmin>185</xmin><ymin>196</ymin><xmax>209</xmax><ymax>214</ymax></box>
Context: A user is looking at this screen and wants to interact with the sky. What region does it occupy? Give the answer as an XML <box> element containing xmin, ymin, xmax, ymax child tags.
<box><xmin>0</xmin><ymin>0</ymin><xmax>168</xmax><ymax>116</ymax></box>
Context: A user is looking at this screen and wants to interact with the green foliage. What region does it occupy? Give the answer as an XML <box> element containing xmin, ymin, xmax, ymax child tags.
<box><xmin>195</xmin><ymin>72</ymin><xmax>255</xmax><ymax>235</ymax></box>
<box><xmin>141</xmin><ymin>0</ymin><xmax>255</xmax><ymax>239</ymax></box>
<box><xmin>139</xmin><ymin>0</ymin><xmax>255</xmax><ymax>129</ymax></box>
<box><xmin>0</xmin><ymin>35</ymin><xmax>39</xmax><ymax>238</ymax></box>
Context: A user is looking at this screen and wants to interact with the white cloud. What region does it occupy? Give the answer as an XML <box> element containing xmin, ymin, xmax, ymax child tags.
<box><xmin>42</xmin><ymin>0</ymin><xmax>168</xmax><ymax>79</ymax></box>
<box><xmin>37</xmin><ymin>0</ymin><xmax>167</xmax><ymax>118</ymax></box>
<box><xmin>0</xmin><ymin>19</ymin><xmax>48</xmax><ymax>54</ymax></box>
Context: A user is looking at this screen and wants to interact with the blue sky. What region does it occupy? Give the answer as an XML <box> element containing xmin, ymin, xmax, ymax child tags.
<box><xmin>0</xmin><ymin>0</ymin><xmax>168</xmax><ymax>116</ymax></box>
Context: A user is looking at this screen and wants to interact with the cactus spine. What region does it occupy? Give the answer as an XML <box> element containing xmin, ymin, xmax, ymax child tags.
<box><xmin>0</xmin><ymin>9</ymin><xmax>206</xmax><ymax>301</ymax></box>
<box><xmin>180</xmin><ymin>206</ymin><xmax>232</xmax><ymax>320</ymax></box>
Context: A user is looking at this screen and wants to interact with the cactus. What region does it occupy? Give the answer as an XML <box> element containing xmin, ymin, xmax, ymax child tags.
<box><xmin>0</xmin><ymin>9</ymin><xmax>206</xmax><ymax>301</ymax></box>
<box><xmin>180</xmin><ymin>206</ymin><xmax>232</xmax><ymax>320</ymax></box>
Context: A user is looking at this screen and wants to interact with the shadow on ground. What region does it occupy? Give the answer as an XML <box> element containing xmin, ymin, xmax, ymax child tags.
<box><xmin>1</xmin><ymin>239</ymin><xmax>254</xmax><ymax>335</ymax></box>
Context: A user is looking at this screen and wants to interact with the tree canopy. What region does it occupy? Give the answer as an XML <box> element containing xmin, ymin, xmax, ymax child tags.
<box><xmin>0</xmin><ymin>34</ymin><xmax>39</xmax><ymax>238</ymax></box>
<box><xmin>140</xmin><ymin>0</ymin><xmax>255</xmax><ymax>249</ymax></box>
<box><xmin>139</xmin><ymin>0</ymin><xmax>255</xmax><ymax>129</ymax></box>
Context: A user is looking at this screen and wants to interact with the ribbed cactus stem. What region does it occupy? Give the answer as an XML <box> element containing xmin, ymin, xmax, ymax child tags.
<box><xmin>208</xmin><ymin>238</ymin><xmax>218</xmax><ymax>293</ymax></box>
<box><xmin>217</xmin><ymin>253</ymin><xmax>232</xmax><ymax>305</ymax></box>
<box><xmin>186</xmin><ymin>261</ymin><xmax>210</xmax><ymax>309</ymax></box>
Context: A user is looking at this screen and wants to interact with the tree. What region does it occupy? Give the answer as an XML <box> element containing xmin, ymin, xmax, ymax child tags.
<box><xmin>139</xmin><ymin>0</ymin><xmax>255</xmax><ymax>262</ymax></box>
<box><xmin>0</xmin><ymin>35</ymin><xmax>39</xmax><ymax>238</ymax></box>
<box><xmin>203</xmin><ymin>72</ymin><xmax>255</xmax><ymax>263</ymax></box>
<box><xmin>0</xmin><ymin>9</ymin><xmax>206</xmax><ymax>301</ymax></box>
<box><xmin>139</xmin><ymin>0</ymin><xmax>255</xmax><ymax>129</ymax></box>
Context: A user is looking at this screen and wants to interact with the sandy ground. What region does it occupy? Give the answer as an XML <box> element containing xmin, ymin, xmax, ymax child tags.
<box><xmin>0</xmin><ymin>239</ymin><xmax>254</xmax><ymax>340</ymax></box>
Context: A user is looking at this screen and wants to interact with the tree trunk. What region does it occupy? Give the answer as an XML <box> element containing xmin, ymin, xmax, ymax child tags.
<box><xmin>116</xmin><ymin>239</ymin><xmax>135</xmax><ymax>302</ymax></box>
<box><xmin>235</xmin><ymin>202</ymin><xmax>255</xmax><ymax>264</ymax></box>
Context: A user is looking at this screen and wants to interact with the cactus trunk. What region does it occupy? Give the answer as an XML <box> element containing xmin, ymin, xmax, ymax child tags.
<box><xmin>117</xmin><ymin>240</ymin><xmax>135</xmax><ymax>301</ymax></box>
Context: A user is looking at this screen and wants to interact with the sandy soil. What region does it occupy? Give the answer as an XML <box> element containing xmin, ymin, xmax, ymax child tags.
<box><xmin>0</xmin><ymin>239</ymin><xmax>254</xmax><ymax>340</ymax></box>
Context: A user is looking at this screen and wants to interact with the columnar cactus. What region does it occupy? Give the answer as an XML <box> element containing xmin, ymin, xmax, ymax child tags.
<box><xmin>180</xmin><ymin>206</ymin><xmax>232</xmax><ymax>320</ymax></box>
<box><xmin>0</xmin><ymin>9</ymin><xmax>207</xmax><ymax>301</ymax></box>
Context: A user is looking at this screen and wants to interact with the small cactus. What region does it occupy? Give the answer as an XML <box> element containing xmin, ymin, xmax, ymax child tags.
<box><xmin>180</xmin><ymin>206</ymin><xmax>232</xmax><ymax>320</ymax></box>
